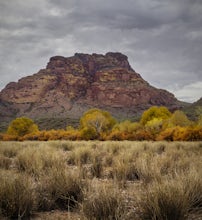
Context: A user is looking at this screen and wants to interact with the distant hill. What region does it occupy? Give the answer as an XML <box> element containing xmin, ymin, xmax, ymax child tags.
<box><xmin>0</xmin><ymin>52</ymin><xmax>184</xmax><ymax>131</ymax></box>
<box><xmin>183</xmin><ymin>97</ymin><xmax>202</xmax><ymax>120</ymax></box>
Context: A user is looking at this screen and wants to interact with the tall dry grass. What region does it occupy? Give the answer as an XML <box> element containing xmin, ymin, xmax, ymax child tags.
<box><xmin>139</xmin><ymin>169</ymin><xmax>202</xmax><ymax>220</ymax></box>
<box><xmin>0</xmin><ymin>140</ymin><xmax>201</xmax><ymax>219</ymax></box>
<box><xmin>37</xmin><ymin>168</ymin><xmax>84</xmax><ymax>211</ymax></box>
<box><xmin>82</xmin><ymin>180</ymin><xmax>127</xmax><ymax>220</ymax></box>
<box><xmin>16</xmin><ymin>145</ymin><xmax>66</xmax><ymax>177</ymax></box>
<box><xmin>0</xmin><ymin>169</ymin><xmax>36</xmax><ymax>219</ymax></box>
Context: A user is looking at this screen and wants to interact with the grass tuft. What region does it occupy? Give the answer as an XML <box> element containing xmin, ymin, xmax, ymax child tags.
<box><xmin>0</xmin><ymin>170</ymin><xmax>35</xmax><ymax>219</ymax></box>
<box><xmin>140</xmin><ymin>180</ymin><xmax>188</xmax><ymax>220</ymax></box>
<box><xmin>67</xmin><ymin>146</ymin><xmax>93</xmax><ymax>165</ymax></box>
<box><xmin>0</xmin><ymin>155</ymin><xmax>12</xmax><ymax>169</ymax></box>
<box><xmin>90</xmin><ymin>154</ymin><xmax>103</xmax><ymax>178</ymax></box>
<box><xmin>16</xmin><ymin>146</ymin><xmax>66</xmax><ymax>176</ymax></box>
<box><xmin>37</xmin><ymin>168</ymin><xmax>84</xmax><ymax>211</ymax></box>
<box><xmin>82</xmin><ymin>181</ymin><xmax>126</xmax><ymax>220</ymax></box>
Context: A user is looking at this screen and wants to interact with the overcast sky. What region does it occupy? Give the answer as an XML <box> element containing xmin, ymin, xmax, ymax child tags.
<box><xmin>0</xmin><ymin>0</ymin><xmax>202</xmax><ymax>103</ymax></box>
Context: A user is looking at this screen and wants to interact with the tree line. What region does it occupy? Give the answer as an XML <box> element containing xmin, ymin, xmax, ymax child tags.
<box><xmin>1</xmin><ymin>106</ymin><xmax>202</xmax><ymax>141</ymax></box>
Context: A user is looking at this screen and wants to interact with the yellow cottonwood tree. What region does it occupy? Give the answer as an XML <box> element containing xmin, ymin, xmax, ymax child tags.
<box><xmin>112</xmin><ymin>120</ymin><xmax>141</xmax><ymax>133</ymax></box>
<box><xmin>167</xmin><ymin>110</ymin><xmax>192</xmax><ymax>127</ymax></box>
<box><xmin>80</xmin><ymin>109</ymin><xmax>116</xmax><ymax>138</ymax></box>
<box><xmin>145</xmin><ymin>117</ymin><xmax>163</xmax><ymax>136</ymax></box>
<box><xmin>140</xmin><ymin>106</ymin><xmax>171</xmax><ymax>125</ymax></box>
<box><xmin>7</xmin><ymin>117</ymin><xmax>39</xmax><ymax>137</ymax></box>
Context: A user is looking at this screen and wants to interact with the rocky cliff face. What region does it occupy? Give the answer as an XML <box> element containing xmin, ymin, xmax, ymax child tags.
<box><xmin>0</xmin><ymin>52</ymin><xmax>182</xmax><ymax>130</ymax></box>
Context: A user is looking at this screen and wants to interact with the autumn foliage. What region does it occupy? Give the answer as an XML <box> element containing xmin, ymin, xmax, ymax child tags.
<box><xmin>7</xmin><ymin>117</ymin><xmax>39</xmax><ymax>137</ymax></box>
<box><xmin>80</xmin><ymin>108</ymin><xmax>116</xmax><ymax>139</ymax></box>
<box><xmin>1</xmin><ymin>107</ymin><xmax>202</xmax><ymax>141</ymax></box>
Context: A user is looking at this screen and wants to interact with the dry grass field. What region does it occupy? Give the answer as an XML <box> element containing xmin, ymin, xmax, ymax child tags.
<box><xmin>0</xmin><ymin>141</ymin><xmax>202</xmax><ymax>219</ymax></box>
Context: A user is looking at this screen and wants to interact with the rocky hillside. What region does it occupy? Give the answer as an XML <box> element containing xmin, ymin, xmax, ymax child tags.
<box><xmin>0</xmin><ymin>52</ymin><xmax>182</xmax><ymax>130</ymax></box>
<box><xmin>183</xmin><ymin>97</ymin><xmax>202</xmax><ymax>120</ymax></box>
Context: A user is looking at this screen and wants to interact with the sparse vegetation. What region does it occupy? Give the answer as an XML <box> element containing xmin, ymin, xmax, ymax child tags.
<box><xmin>0</xmin><ymin>141</ymin><xmax>201</xmax><ymax>219</ymax></box>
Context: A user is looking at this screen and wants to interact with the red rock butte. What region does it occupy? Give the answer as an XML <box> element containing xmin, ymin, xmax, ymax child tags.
<box><xmin>0</xmin><ymin>52</ymin><xmax>182</xmax><ymax>130</ymax></box>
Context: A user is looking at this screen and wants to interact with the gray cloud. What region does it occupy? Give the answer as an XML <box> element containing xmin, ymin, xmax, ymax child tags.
<box><xmin>0</xmin><ymin>0</ymin><xmax>202</xmax><ymax>102</ymax></box>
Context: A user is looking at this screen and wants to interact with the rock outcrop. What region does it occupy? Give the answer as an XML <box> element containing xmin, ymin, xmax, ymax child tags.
<box><xmin>0</xmin><ymin>52</ymin><xmax>182</xmax><ymax>130</ymax></box>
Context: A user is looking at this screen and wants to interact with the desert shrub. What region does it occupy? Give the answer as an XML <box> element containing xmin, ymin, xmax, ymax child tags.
<box><xmin>139</xmin><ymin>170</ymin><xmax>202</xmax><ymax>220</ymax></box>
<box><xmin>16</xmin><ymin>146</ymin><xmax>66</xmax><ymax>176</ymax></box>
<box><xmin>60</xmin><ymin>141</ymin><xmax>76</xmax><ymax>151</ymax></box>
<box><xmin>178</xmin><ymin>126</ymin><xmax>202</xmax><ymax>141</ymax></box>
<box><xmin>183</xmin><ymin>170</ymin><xmax>202</xmax><ymax>214</ymax></box>
<box><xmin>133</xmin><ymin>129</ymin><xmax>154</xmax><ymax>141</ymax></box>
<box><xmin>0</xmin><ymin>155</ymin><xmax>12</xmax><ymax>169</ymax></box>
<box><xmin>37</xmin><ymin>169</ymin><xmax>84</xmax><ymax>211</ymax></box>
<box><xmin>157</xmin><ymin>126</ymin><xmax>202</xmax><ymax>141</ymax></box>
<box><xmin>108</xmin><ymin>143</ymin><xmax>121</xmax><ymax>155</ymax></box>
<box><xmin>64</xmin><ymin>129</ymin><xmax>82</xmax><ymax>140</ymax></box>
<box><xmin>80</xmin><ymin>126</ymin><xmax>98</xmax><ymax>140</ymax></box>
<box><xmin>2</xmin><ymin>133</ymin><xmax>18</xmax><ymax>141</ymax></box>
<box><xmin>156</xmin><ymin>126</ymin><xmax>179</xmax><ymax>141</ymax></box>
<box><xmin>106</xmin><ymin>130</ymin><xmax>125</xmax><ymax>140</ymax></box>
<box><xmin>103</xmin><ymin>153</ymin><xmax>114</xmax><ymax>166</ymax></box>
<box><xmin>106</xmin><ymin>128</ymin><xmax>155</xmax><ymax>141</ymax></box>
<box><xmin>90</xmin><ymin>154</ymin><xmax>103</xmax><ymax>178</ymax></box>
<box><xmin>16</xmin><ymin>147</ymin><xmax>43</xmax><ymax>175</ymax></box>
<box><xmin>0</xmin><ymin>170</ymin><xmax>35</xmax><ymax>219</ymax></box>
<box><xmin>21</xmin><ymin>131</ymin><xmax>41</xmax><ymax>141</ymax></box>
<box><xmin>134</xmin><ymin>158</ymin><xmax>159</xmax><ymax>184</ymax></box>
<box><xmin>28</xmin><ymin>129</ymin><xmax>82</xmax><ymax>141</ymax></box>
<box><xmin>0</xmin><ymin>142</ymin><xmax>23</xmax><ymax>157</ymax></box>
<box><xmin>112</xmin><ymin>158</ymin><xmax>139</xmax><ymax>183</ymax></box>
<box><xmin>82</xmin><ymin>182</ymin><xmax>126</xmax><ymax>220</ymax></box>
<box><xmin>48</xmin><ymin>140</ymin><xmax>76</xmax><ymax>151</ymax></box>
<box><xmin>67</xmin><ymin>146</ymin><xmax>93</xmax><ymax>165</ymax></box>
<box><xmin>139</xmin><ymin>179</ymin><xmax>189</xmax><ymax>220</ymax></box>
<box><xmin>172</xmin><ymin>127</ymin><xmax>192</xmax><ymax>141</ymax></box>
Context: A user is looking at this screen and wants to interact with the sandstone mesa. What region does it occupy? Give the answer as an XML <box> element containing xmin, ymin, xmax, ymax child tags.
<box><xmin>0</xmin><ymin>52</ymin><xmax>182</xmax><ymax>130</ymax></box>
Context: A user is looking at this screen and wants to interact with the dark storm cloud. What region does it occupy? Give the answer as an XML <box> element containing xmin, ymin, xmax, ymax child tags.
<box><xmin>50</xmin><ymin>0</ymin><xmax>200</xmax><ymax>30</ymax></box>
<box><xmin>0</xmin><ymin>0</ymin><xmax>202</xmax><ymax>102</ymax></box>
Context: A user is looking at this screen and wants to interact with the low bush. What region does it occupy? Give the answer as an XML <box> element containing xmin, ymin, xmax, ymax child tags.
<box><xmin>139</xmin><ymin>179</ymin><xmax>189</xmax><ymax>220</ymax></box>
<box><xmin>37</xmin><ymin>169</ymin><xmax>84</xmax><ymax>211</ymax></box>
<box><xmin>82</xmin><ymin>182</ymin><xmax>126</xmax><ymax>220</ymax></box>
<box><xmin>0</xmin><ymin>170</ymin><xmax>35</xmax><ymax>219</ymax></box>
<box><xmin>0</xmin><ymin>155</ymin><xmax>12</xmax><ymax>169</ymax></box>
<box><xmin>139</xmin><ymin>171</ymin><xmax>202</xmax><ymax>220</ymax></box>
<box><xmin>184</xmin><ymin>170</ymin><xmax>202</xmax><ymax>215</ymax></box>
<box><xmin>67</xmin><ymin>146</ymin><xmax>93</xmax><ymax>165</ymax></box>
<box><xmin>16</xmin><ymin>146</ymin><xmax>66</xmax><ymax>176</ymax></box>
<box><xmin>112</xmin><ymin>158</ymin><xmax>139</xmax><ymax>183</ymax></box>
<box><xmin>90</xmin><ymin>154</ymin><xmax>103</xmax><ymax>178</ymax></box>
